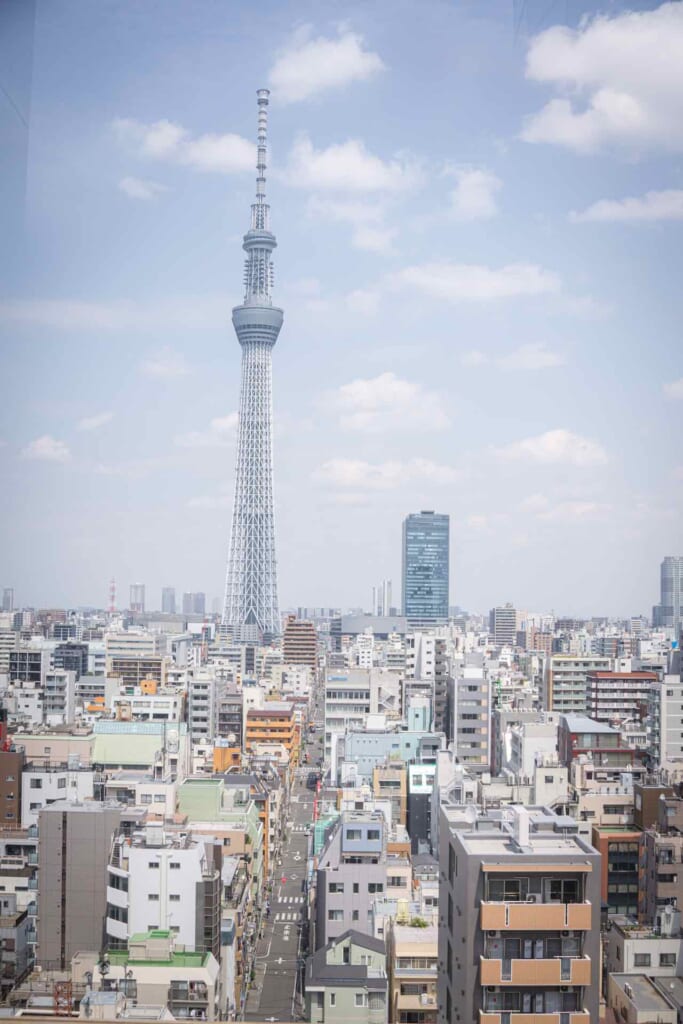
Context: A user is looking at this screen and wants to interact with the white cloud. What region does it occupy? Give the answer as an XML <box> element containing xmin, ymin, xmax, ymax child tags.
<box><xmin>269</xmin><ymin>26</ymin><xmax>385</xmax><ymax>103</ymax></box>
<box><xmin>118</xmin><ymin>176</ymin><xmax>168</xmax><ymax>200</ymax></box>
<box><xmin>22</xmin><ymin>435</ymin><xmax>71</xmax><ymax>462</ymax></box>
<box><xmin>77</xmin><ymin>411</ymin><xmax>113</xmax><ymax>432</ymax></box>
<box><xmin>328</xmin><ymin>371</ymin><xmax>449</xmax><ymax>433</ymax></box>
<box><xmin>313</xmin><ymin>457</ymin><xmax>458</xmax><ymax>490</ymax></box>
<box><xmin>460</xmin><ymin>344</ymin><xmax>565</xmax><ymax>370</ymax></box>
<box><xmin>345</xmin><ymin>288</ymin><xmax>381</xmax><ymax>315</ymax></box>
<box><xmin>283</xmin><ymin>136</ymin><xmax>420</xmax><ymax>193</ymax></box>
<box><xmin>175</xmin><ymin>413</ymin><xmax>238</xmax><ymax>448</ymax></box>
<box><xmin>307</xmin><ymin>196</ymin><xmax>396</xmax><ymax>252</ymax></box>
<box><xmin>139</xmin><ymin>348</ymin><xmax>191</xmax><ymax>379</ymax></box>
<box><xmin>497</xmin><ymin>429</ymin><xmax>607</xmax><ymax>467</ymax></box>
<box><xmin>0</xmin><ymin>296</ymin><xmax>227</xmax><ymax>332</ymax></box>
<box><xmin>521</xmin><ymin>3</ymin><xmax>683</xmax><ymax>153</ymax></box>
<box><xmin>448</xmin><ymin>168</ymin><xmax>502</xmax><ymax>221</ymax></box>
<box><xmin>389</xmin><ymin>262</ymin><xmax>560</xmax><ymax>303</ymax></box>
<box><xmin>460</xmin><ymin>350</ymin><xmax>489</xmax><ymax>367</ymax></box>
<box><xmin>664</xmin><ymin>378</ymin><xmax>683</xmax><ymax>400</ymax></box>
<box><xmin>572</xmin><ymin>189</ymin><xmax>683</xmax><ymax>223</ymax></box>
<box><xmin>521</xmin><ymin>494</ymin><xmax>611</xmax><ymax>522</ymax></box>
<box><xmin>497</xmin><ymin>343</ymin><xmax>566</xmax><ymax>370</ymax></box>
<box><xmin>113</xmin><ymin>117</ymin><xmax>254</xmax><ymax>173</ymax></box>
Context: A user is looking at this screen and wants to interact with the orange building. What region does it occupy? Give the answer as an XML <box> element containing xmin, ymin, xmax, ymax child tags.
<box><xmin>245</xmin><ymin>702</ymin><xmax>299</xmax><ymax>764</ymax></box>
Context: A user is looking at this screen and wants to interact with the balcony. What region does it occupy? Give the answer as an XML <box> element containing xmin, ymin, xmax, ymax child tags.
<box><xmin>480</xmin><ymin>902</ymin><xmax>592</xmax><ymax>931</ymax></box>
<box><xmin>396</xmin><ymin>993</ymin><xmax>438</xmax><ymax>1011</ymax></box>
<box><xmin>480</xmin><ymin>957</ymin><xmax>591</xmax><ymax>987</ymax></box>
<box><xmin>480</xmin><ymin>1015</ymin><xmax>590</xmax><ymax>1024</ymax></box>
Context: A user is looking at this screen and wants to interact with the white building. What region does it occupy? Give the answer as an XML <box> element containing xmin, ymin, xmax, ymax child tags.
<box><xmin>21</xmin><ymin>764</ymin><xmax>95</xmax><ymax>827</ymax></box>
<box><xmin>106</xmin><ymin>825</ymin><xmax>221</xmax><ymax>954</ymax></box>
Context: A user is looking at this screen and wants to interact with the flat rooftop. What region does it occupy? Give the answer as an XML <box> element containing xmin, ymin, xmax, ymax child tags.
<box><xmin>611</xmin><ymin>974</ymin><xmax>677</xmax><ymax>1014</ymax></box>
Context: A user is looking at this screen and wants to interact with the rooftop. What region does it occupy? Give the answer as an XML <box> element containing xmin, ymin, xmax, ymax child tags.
<box><xmin>562</xmin><ymin>714</ymin><xmax>619</xmax><ymax>734</ymax></box>
<box><xmin>610</xmin><ymin>974</ymin><xmax>677</xmax><ymax>1013</ymax></box>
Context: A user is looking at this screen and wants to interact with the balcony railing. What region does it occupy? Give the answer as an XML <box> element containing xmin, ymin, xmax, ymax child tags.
<box><xmin>480</xmin><ymin>956</ymin><xmax>591</xmax><ymax>987</ymax></box>
<box><xmin>480</xmin><ymin>902</ymin><xmax>592</xmax><ymax>932</ymax></box>
<box><xmin>480</xmin><ymin>1014</ymin><xmax>591</xmax><ymax>1024</ymax></box>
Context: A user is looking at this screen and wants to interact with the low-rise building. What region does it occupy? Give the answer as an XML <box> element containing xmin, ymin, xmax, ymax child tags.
<box><xmin>388</xmin><ymin>921</ymin><xmax>437</xmax><ymax>1024</ymax></box>
<box><xmin>306</xmin><ymin>929</ymin><xmax>388</xmax><ymax>1024</ymax></box>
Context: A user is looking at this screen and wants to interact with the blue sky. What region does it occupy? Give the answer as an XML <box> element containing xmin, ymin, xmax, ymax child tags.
<box><xmin>1</xmin><ymin>0</ymin><xmax>681</xmax><ymax>616</ymax></box>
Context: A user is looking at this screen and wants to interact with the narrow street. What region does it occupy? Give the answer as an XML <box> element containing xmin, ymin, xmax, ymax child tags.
<box><xmin>244</xmin><ymin>701</ymin><xmax>323</xmax><ymax>1021</ymax></box>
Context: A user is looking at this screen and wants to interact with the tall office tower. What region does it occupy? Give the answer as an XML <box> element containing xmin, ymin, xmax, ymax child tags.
<box><xmin>161</xmin><ymin>586</ymin><xmax>176</xmax><ymax>614</ymax></box>
<box><xmin>222</xmin><ymin>89</ymin><xmax>282</xmax><ymax>642</ymax></box>
<box><xmin>489</xmin><ymin>602</ymin><xmax>517</xmax><ymax>646</ymax></box>
<box><xmin>37</xmin><ymin>801</ymin><xmax>121</xmax><ymax>968</ymax></box>
<box><xmin>282</xmin><ymin>614</ymin><xmax>317</xmax><ymax>670</ymax></box>
<box><xmin>2</xmin><ymin>588</ymin><xmax>14</xmax><ymax>612</ymax></box>
<box><xmin>182</xmin><ymin>592</ymin><xmax>206</xmax><ymax>616</ymax></box>
<box><xmin>438</xmin><ymin>804</ymin><xmax>601</xmax><ymax>1023</ymax></box>
<box><xmin>129</xmin><ymin>582</ymin><xmax>145</xmax><ymax>614</ymax></box>
<box><xmin>653</xmin><ymin>556</ymin><xmax>683</xmax><ymax>634</ymax></box>
<box><xmin>402</xmin><ymin>511</ymin><xmax>449</xmax><ymax>625</ymax></box>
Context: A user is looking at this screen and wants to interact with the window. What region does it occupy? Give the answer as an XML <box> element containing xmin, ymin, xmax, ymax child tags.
<box><xmin>368</xmin><ymin>883</ymin><xmax>383</xmax><ymax>894</ymax></box>
<box><xmin>5</xmin><ymin>776</ymin><xmax>15</xmax><ymax>783</ymax></box>
<box><xmin>148</xmin><ymin>894</ymin><xmax>159</xmax><ymax>901</ymax></box>
<box><xmin>355</xmin><ymin>993</ymin><xmax>365</xmax><ymax>1007</ymax></box>
<box><xmin>353</xmin><ymin>882</ymin><xmax>359</xmax><ymax>894</ymax></box>
<box><xmin>329</xmin><ymin>994</ymin><xmax>336</xmax><ymax>1007</ymax></box>
<box><xmin>329</xmin><ymin>882</ymin><xmax>344</xmax><ymax>894</ymax></box>
<box><xmin>388</xmin><ymin>876</ymin><xmax>407</xmax><ymax>888</ymax></box>
<box><xmin>57</xmin><ymin>778</ymin><xmax>66</xmax><ymax>789</ymax></box>
<box><xmin>346</xmin><ymin>829</ymin><xmax>362</xmax><ymax>841</ymax></box>
<box><xmin>352</xmin><ymin>910</ymin><xmax>359</xmax><ymax>921</ymax></box>
<box><xmin>170</xmin><ymin>862</ymin><xmax>181</xmax><ymax>869</ymax></box>
<box><xmin>29</xmin><ymin>779</ymin><xmax>42</xmax><ymax>790</ymax></box>
<box><xmin>660</xmin><ymin>953</ymin><xmax>676</xmax><ymax>967</ymax></box>
<box><xmin>140</xmin><ymin>794</ymin><xmax>153</xmax><ymax>805</ymax></box>
<box><xmin>367</xmin><ymin>829</ymin><xmax>380</xmax><ymax>841</ymax></box>
<box><xmin>170</xmin><ymin>894</ymin><xmax>180</xmax><ymax>902</ymax></box>
<box><xmin>154</xmin><ymin>794</ymin><xmax>165</xmax><ymax>803</ymax></box>
<box><xmin>634</xmin><ymin>954</ymin><xmax>651</xmax><ymax>967</ymax></box>
<box><xmin>328</xmin><ymin>909</ymin><xmax>343</xmax><ymax>921</ymax></box>
<box><xmin>148</xmin><ymin>861</ymin><xmax>160</xmax><ymax>869</ymax></box>
<box><xmin>545</xmin><ymin>776</ymin><xmax>554</xmax><ymax>784</ymax></box>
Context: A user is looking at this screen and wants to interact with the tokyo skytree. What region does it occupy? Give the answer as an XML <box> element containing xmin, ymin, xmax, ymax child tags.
<box><xmin>222</xmin><ymin>89</ymin><xmax>282</xmax><ymax>640</ymax></box>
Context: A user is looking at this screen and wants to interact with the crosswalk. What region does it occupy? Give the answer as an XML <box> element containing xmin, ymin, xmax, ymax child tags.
<box><xmin>275</xmin><ymin>911</ymin><xmax>304</xmax><ymax>921</ymax></box>
<box><xmin>292</xmin><ymin>824</ymin><xmax>309</xmax><ymax>833</ymax></box>
<box><xmin>278</xmin><ymin>895</ymin><xmax>305</xmax><ymax>904</ymax></box>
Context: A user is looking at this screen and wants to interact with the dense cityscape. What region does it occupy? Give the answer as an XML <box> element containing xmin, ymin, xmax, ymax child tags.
<box><xmin>2</xmin><ymin>0</ymin><xmax>683</xmax><ymax>1022</ymax></box>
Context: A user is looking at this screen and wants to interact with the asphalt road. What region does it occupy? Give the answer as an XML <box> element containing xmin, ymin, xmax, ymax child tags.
<box><xmin>244</xmin><ymin>702</ymin><xmax>323</xmax><ymax>1021</ymax></box>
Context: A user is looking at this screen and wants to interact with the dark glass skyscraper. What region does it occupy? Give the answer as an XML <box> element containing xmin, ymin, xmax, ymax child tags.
<box><xmin>402</xmin><ymin>510</ymin><xmax>450</xmax><ymax>624</ymax></box>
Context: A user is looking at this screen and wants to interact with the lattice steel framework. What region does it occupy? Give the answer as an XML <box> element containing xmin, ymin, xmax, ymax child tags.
<box><xmin>222</xmin><ymin>89</ymin><xmax>283</xmax><ymax>639</ymax></box>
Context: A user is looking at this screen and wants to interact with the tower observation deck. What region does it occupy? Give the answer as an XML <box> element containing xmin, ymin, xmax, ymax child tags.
<box><xmin>222</xmin><ymin>89</ymin><xmax>282</xmax><ymax>641</ymax></box>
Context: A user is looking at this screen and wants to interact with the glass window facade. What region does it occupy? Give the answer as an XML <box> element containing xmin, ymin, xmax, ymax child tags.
<box><xmin>402</xmin><ymin>511</ymin><xmax>449</xmax><ymax>623</ymax></box>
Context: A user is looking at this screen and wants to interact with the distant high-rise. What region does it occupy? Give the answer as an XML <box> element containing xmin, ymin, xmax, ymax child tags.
<box><xmin>222</xmin><ymin>89</ymin><xmax>282</xmax><ymax>642</ymax></box>
<box><xmin>129</xmin><ymin>583</ymin><xmax>145</xmax><ymax>614</ymax></box>
<box><xmin>282</xmin><ymin>615</ymin><xmax>317</xmax><ymax>670</ymax></box>
<box><xmin>1</xmin><ymin>588</ymin><xmax>14</xmax><ymax>612</ymax></box>
<box><xmin>183</xmin><ymin>592</ymin><xmax>206</xmax><ymax>616</ymax></box>
<box><xmin>653</xmin><ymin>556</ymin><xmax>683</xmax><ymax>635</ymax></box>
<box><xmin>161</xmin><ymin>586</ymin><xmax>176</xmax><ymax>614</ymax></box>
<box><xmin>489</xmin><ymin>602</ymin><xmax>517</xmax><ymax>646</ymax></box>
<box><xmin>402</xmin><ymin>511</ymin><xmax>449</xmax><ymax>624</ymax></box>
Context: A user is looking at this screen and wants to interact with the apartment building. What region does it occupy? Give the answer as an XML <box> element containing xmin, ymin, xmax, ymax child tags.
<box><xmin>438</xmin><ymin>804</ymin><xmax>601</xmax><ymax>1023</ymax></box>
<box><xmin>648</xmin><ymin>649</ymin><xmax>683</xmax><ymax>769</ymax></box>
<box><xmin>245</xmin><ymin>702</ymin><xmax>298</xmax><ymax>762</ymax></box>
<box><xmin>450</xmin><ymin>659</ymin><xmax>491</xmax><ymax>771</ymax></box>
<box><xmin>587</xmin><ymin>670</ymin><xmax>658</xmax><ymax>725</ymax></box>
<box><xmin>282</xmin><ymin>615</ymin><xmax>318</xmax><ymax>671</ymax></box>
<box><xmin>37</xmin><ymin>801</ymin><xmax>122</xmax><ymax>969</ymax></box>
<box><xmin>388</xmin><ymin>921</ymin><xmax>437</xmax><ymax>1024</ymax></box>
<box><xmin>106</xmin><ymin>824</ymin><xmax>221</xmax><ymax>958</ymax></box>
<box><xmin>306</xmin><ymin>930</ymin><xmax>388</xmax><ymax>1024</ymax></box>
<box><xmin>544</xmin><ymin>655</ymin><xmax>611</xmax><ymax>714</ymax></box>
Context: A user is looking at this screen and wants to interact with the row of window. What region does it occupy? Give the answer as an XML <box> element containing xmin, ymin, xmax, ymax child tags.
<box><xmin>329</xmin><ymin>881</ymin><xmax>384</xmax><ymax>895</ymax></box>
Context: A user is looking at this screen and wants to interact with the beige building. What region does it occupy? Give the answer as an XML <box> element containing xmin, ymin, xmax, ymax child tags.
<box><xmin>388</xmin><ymin>922</ymin><xmax>437</xmax><ymax>1024</ymax></box>
<box><xmin>438</xmin><ymin>804</ymin><xmax>601</xmax><ymax>1024</ymax></box>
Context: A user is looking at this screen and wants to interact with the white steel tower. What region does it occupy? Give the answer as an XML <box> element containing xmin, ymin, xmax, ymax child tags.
<box><xmin>222</xmin><ymin>89</ymin><xmax>282</xmax><ymax>640</ymax></box>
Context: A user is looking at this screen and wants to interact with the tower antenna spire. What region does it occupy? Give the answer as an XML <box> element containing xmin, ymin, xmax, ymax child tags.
<box><xmin>253</xmin><ymin>88</ymin><xmax>269</xmax><ymax>231</ymax></box>
<box><xmin>222</xmin><ymin>89</ymin><xmax>283</xmax><ymax>641</ymax></box>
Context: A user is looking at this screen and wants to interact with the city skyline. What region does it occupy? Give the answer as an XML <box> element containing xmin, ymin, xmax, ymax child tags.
<box><xmin>1</xmin><ymin>0</ymin><xmax>682</xmax><ymax>615</ymax></box>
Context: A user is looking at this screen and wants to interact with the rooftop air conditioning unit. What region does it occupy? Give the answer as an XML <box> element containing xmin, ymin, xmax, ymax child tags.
<box><xmin>526</xmin><ymin>895</ymin><xmax>539</xmax><ymax>903</ymax></box>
